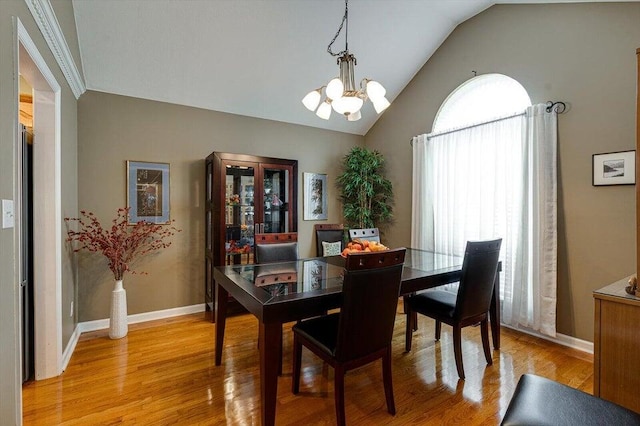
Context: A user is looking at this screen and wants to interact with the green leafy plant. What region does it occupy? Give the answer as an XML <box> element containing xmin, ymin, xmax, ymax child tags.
<box><xmin>336</xmin><ymin>147</ymin><xmax>393</xmax><ymax>229</ymax></box>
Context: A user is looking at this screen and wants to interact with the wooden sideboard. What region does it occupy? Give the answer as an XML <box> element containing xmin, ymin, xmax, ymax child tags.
<box><xmin>597</xmin><ymin>50</ymin><xmax>640</xmax><ymax>413</ymax></box>
<box><xmin>593</xmin><ymin>277</ymin><xmax>640</xmax><ymax>413</ymax></box>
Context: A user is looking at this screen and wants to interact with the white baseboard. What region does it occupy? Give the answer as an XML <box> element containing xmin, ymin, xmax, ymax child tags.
<box><xmin>61</xmin><ymin>325</ymin><xmax>81</xmax><ymax>372</ymax></box>
<box><xmin>78</xmin><ymin>304</ymin><xmax>206</xmax><ymax>334</ymax></box>
<box><xmin>503</xmin><ymin>324</ymin><xmax>593</xmax><ymax>354</ymax></box>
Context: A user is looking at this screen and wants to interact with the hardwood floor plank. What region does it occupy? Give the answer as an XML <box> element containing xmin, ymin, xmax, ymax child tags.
<box><xmin>23</xmin><ymin>304</ymin><xmax>593</xmax><ymax>425</ymax></box>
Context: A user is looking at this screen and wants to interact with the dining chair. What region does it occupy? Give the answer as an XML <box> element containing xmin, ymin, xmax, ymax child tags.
<box><xmin>404</xmin><ymin>238</ymin><xmax>502</xmax><ymax>380</ymax></box>
<box><xmin>292</xmin><ymin>248</ymin><xmax>406</xmax><ymax>426</ymax></box>
<box><xmin>314</xmin><ymin>224</ymin><xmax>345</xmax><ymax>257</ymax></box>
<box><xmin>253</xmin><ymin>232</ymin><xmax>298</xmax><ymax>374</ymax></box>
<box><xmin>348</xmin><ymin>227</ymin><xmax>380</xmax><ymax>243</ymax></box>
<box><xmin>254</xmin><ymin>232</ymin><xmax>298</xmax><ymax>264</ymax></box>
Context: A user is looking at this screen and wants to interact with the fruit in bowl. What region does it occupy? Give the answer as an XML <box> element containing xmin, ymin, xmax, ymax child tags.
<box><xmin>341</xmin><ymin>239</ymin><xmax>389</xmax><ymax>257</ymax></box>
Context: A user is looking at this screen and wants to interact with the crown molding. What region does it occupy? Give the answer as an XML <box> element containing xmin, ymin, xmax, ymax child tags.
<box><xmin>24</xmin><ymin>0</ymin><xmax>85</xmax><ymax>99</ymax></box>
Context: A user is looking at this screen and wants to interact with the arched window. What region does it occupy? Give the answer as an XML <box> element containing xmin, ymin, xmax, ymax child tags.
<box><xmin>433</xmin><ymin>73</ymin><xmax>531</xmax><ymax>133</ymax></box>
<box><xmin>412</xmin><ymin>73</ymin><xmax>557</xmax><ymax>336</ymax></box>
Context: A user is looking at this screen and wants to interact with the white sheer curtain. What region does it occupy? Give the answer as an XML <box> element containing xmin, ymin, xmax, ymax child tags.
<box><xmin>411</xmin><ymin>103</ymin><xmax>557</xmax><ymax>336</ymax></box>
<box><xmin>505</xmin><ymin>104</ymin><xmax>558</xmax><ymax>336</ymax></box>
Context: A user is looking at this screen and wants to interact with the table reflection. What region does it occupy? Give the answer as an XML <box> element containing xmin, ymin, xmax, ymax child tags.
<box><xmin>234</xmin><ymin>259</ymin><xmax>345</xmax><ymax>298</ymax></box>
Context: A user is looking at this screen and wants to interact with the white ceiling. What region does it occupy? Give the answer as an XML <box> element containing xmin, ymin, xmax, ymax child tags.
<box><xmin>72</xmin><ymin>0</ymin><xmax>632</xmax><ymax>136</ymax></box>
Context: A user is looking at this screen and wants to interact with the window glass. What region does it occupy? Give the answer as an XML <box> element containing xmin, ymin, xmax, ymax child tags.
<box><xmin>433</xmin><ymin>74</ymin><xmax>531</xmax><ymax>133</ymax></box>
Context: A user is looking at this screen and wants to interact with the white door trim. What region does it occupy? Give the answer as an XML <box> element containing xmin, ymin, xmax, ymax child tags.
<box><xmin>16</xmin><ymin>18</ymin><xmax>63</xmax><ymax>380</ymax></box>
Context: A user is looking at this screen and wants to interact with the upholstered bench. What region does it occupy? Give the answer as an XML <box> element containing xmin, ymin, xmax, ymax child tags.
<box><xmin>501</xmin><ymin>374</ymin><xmax>640</xmax><ymax>426</ymax></box>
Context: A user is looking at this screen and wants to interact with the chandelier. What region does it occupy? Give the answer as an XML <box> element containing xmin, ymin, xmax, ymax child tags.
<box><xmin>302</xmin><ymin>0</ymin><xmax>390</xmax><ymax>122</ymax></box>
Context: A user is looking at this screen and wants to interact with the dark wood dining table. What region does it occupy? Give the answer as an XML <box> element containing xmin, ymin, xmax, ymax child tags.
<box><xmin>213</xmin><ymin>248</ymin><xmax>501</xmax><ymax>426</ymax></box>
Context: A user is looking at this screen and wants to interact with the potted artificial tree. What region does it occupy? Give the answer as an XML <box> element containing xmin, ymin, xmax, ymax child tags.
<box><xmin>336</xmin><ymin>147</ymin><xmax>394</xmax><ymax>231</ymax></box>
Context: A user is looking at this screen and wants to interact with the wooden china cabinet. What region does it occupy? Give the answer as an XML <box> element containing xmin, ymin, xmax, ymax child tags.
<box><xmin>204</xmin><ymin>152</ymin><xmax>298</xmax><ymax>320</ymax></box>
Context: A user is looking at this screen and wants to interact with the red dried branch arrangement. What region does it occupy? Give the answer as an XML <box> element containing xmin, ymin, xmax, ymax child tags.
<box><xmin>65</xmin><ymin>207</ymin><xmax>181</xmax><ymax>281</ymax></box>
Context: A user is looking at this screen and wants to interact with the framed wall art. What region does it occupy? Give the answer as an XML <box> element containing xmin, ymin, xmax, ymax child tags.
<box><xmin>126</xmin><ymin>161</ymin><xmax>171</xmax><ymax>223</ymax></box>
<box><xmin>592</xmin><ymin>150</ymin><xmax>636</xmax><ymax>186</ymax></box>
<box><xmin>303</xmin><ymin>172</ymin><xmax>328</xmax><ymax>220</ymax></box>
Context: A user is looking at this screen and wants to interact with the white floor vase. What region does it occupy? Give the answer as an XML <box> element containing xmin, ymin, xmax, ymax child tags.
<box><xmin>109</xmin><ymin>279</ymin><xmax>128</xmax><ymax>339</ymax></box>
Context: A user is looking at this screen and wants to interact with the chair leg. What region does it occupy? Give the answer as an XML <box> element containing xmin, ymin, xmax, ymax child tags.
<box><xmin>382</xmin><ymin>347</ymin><xmax>396</xmax><ymax>415</ymax></box>
<box><xmin>292</xmin><ymin>335</ymin><xmax>302</xmax><ymax>394</ymax></box>
<box><xmin>405</xmin><ymin>307</ymin><xmax>413</xmax><ymax>352</ymax></box>
<box><xmin>480</xmin><ymin>318</ymin><xmax>493</xmax><ymax>366</ymax></box>
<box><xmin>334</xmin><ymin>365</ymin><xmax>346</xmax><ymax>426</ymax></box>
<box><xmin>453</xmin><ymin>325</ymin><xmax>465</xmax><ymax>380</ymax></box>
<box><xmin>435</xmin><ymin>320</ymin><xmax>442</xmax><ymax>341</ymax></box>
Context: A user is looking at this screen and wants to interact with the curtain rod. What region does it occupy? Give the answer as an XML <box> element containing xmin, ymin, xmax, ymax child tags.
<box><xmin>409</xmin><ymin>112</ymin><xmax>524</xmax><ymax>145</ymax></box>
<box><xmin>409</xmin><ymin>100</ymin><xmax>567</xmax><ymax>145</ymax></box>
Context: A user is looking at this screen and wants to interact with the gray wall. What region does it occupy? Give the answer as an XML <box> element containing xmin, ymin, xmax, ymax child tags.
<box><xmin>77</xmin><ymin>91</ymin><xmax>362</xmax><ymax>321</ymax></box>
<box><xmin>0</xmin><ymin>0</ymin><xmax>79</xmax><ymax>422</ymax></box>
<box><xmin>365</xmin><ymin>2</ymin><xmax>640</xmax><ymax>342</ymax></box>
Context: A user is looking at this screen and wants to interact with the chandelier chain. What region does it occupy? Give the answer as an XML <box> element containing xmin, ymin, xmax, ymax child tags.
<box><xmin>327</xmin><ymin>0</ymin><xmax>349</xmax><ymax>57</ymax></box>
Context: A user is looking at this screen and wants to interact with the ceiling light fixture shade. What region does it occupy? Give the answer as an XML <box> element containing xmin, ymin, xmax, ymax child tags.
<box><xmin>302</xmin><ymin>89</ymin><xmax>322</xmax><ymax>111</ymax></box>
<box><xmin>372</xmin><ymin>96</ymin><xmax>390</xmax><ymax>114</ymax></box>
<box><xmin>365</xmin><ymin>80</ymin><xmax>386</xmax><ymax>102</ymax></box>
<box><xmin>316</xmin><ymin>100</ymin><xmax>332</xmax><ymax>120</ymax></box>
<box><xmin>332</xmin><ymin>92</ymin><xmax>363</xmax><ymax>115</ymax></box>
<box><xmin>347</xmin><ymin>110</ymin><xmax>361</xmax><ymax>121</ymax></box>
<box><xmin>326</xmin><ymin>78</ymin><xmax>344</xmax><ymax>100</ymax></box>
<box><xmin>302</xmin><ymin>0</ymin><xmax>390</xmax><ymax>121</ymax></box>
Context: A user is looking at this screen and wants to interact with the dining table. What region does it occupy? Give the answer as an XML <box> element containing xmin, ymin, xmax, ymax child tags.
<box><xmin>213</xmin><ymin>248</ymin><xmax>501</xmax><ymax>426</ymax></box>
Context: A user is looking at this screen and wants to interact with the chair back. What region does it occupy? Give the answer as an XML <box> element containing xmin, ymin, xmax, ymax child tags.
<box><xmin>315</xmin><ymin>224</ymin><xmax>345</xmax><ymax>257</ymax></box>
<box><xmin>348</xmin><ymin>228</ymin><xmax>381</xmax><ymax>243</ymax></box>
<box><xmin>335</xmin><ymin>248</ymin><xmax>406</xmax><ymax>362</ymax></box>
<box><xmin>454</xmin><ymin>239</ymin><xmax>502</xmax><ymax>321</ymax></box>
<box><xmin>254</xmin><ymin>232</ymin><xmax>298</xmax><ymax>264</ymax></box>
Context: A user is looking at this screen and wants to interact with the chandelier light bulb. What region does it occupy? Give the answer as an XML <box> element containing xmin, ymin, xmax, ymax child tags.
<box><xmin>331</xmin><ymin>94</ymin><xmax>363</xmax><ymax>116</ymax></box>
<box><xmin>372</xmin><ymin>96</ymin><xmax>390</xmax><ymax>114</ymax></box>
<box><xmin>365</xmin><ymin>80</ymin><xmax>386</xmax><ymax>102</ymax></box>
<box><xmin>347</xmin><ymin>110</ymin><xmax>361</xmax><ymax>121</ymax></box>
<box><xmin>316</xmin><ymin>100</ymin><xmax>332</xmax><ymax>120</ymax></box>
<box><xmin>326</xmin><ymin>78</ymin><xmax>344</xmax><ymax>101</ymax></box>
<box><xmin>302</xmin><ymin>89</ymin><xmax>322</xmax><ymax>111</ymax></box>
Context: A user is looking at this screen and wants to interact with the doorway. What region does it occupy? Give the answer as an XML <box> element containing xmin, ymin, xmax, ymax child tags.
<box><xmin>19</xmin><ymin>123</ymin><xmax>34</xmax><ymax>383</ymax></box>
<box><xmin>17</xmin><ymin>18</ymin><xmax>63</xmax><ymax>382</ymax></box>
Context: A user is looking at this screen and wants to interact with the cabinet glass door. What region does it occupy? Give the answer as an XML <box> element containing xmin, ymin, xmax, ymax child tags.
<box><xmin>225</xmin><ymin>164</ymin><xmax>255</xmax><ymax>264</ymax></box>
<box><xmin>260</xmin><ymin>165</ymin><xmax>292</xmax><ymax>234</ymax></box>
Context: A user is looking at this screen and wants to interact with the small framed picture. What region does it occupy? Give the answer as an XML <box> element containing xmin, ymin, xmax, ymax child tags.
<box><xmin>303</xmin><ymin>172</ymin><xmax>328</xmax><ymax>220</ymax></box>
<box><xmin>126</xmin><ymin>161</ymin><xmax>171</xmax><ymax>223</ymax></box>
<box><xmin>592</xmin><ymin>151</ymin><xmax>636</xmax><ymax>186</ymax></box>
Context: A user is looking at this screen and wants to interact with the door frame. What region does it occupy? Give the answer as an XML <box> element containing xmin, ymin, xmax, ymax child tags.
<box><xmin>15</xmin><ymin>17</ymin><xmax>63</xmax><ymax>381</ymax></box>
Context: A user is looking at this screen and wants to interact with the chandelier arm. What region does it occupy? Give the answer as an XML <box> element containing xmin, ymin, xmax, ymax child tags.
<box><xmin>327</xmin><ymin>0</ymin><xmax>349</xmax><ymax>57</ymax></box>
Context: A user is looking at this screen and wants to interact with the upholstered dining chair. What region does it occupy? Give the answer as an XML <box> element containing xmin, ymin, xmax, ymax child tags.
<box><xmin>404</xmin><ymin>238</ymin><xmax>502</xmax><ymax>380</ymax></box>
<box><xmin>254</xmin><ymin>232</ymin><xmax>298</xmax><ymax>264</ymax></box>
<box><xmin>314</xmin><ymin>224</ymin><xmax>345</xmax><ymax>257</ymax></box>
<box><xmin>292</xmin><ymin>248</ymin><xmax>406</xmax><ymax>426</ymax></box>
<box><xmin>348</xmin><ymin>227</ymin><xmax>380</xmax><ymax>243</ymax></box>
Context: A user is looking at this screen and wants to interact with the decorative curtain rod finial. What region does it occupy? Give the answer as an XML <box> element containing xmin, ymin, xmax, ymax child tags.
<box><xmin>546</xmin><ymin>101</ymin><xmax>566</xmax><ymax>114</ymax></box>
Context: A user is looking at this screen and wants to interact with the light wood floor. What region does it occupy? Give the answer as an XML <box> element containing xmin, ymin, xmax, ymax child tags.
<box><xmin>23</xmin><ymin>304</ymin><xmax>593</xmax><ymax>425</ymax></box>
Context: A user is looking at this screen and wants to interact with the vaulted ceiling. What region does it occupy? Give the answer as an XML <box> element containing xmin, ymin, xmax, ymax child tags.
<box><xmin>72</xmin><ymin>0</ymin><xmax>632</xmax><ymax>136</ymax></box>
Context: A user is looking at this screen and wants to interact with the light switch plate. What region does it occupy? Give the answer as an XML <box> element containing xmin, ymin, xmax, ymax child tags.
<box><xmin>2</xmin><ymin>199</ymin><xmax>15</xmax><ymax>229</ymax></box>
